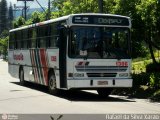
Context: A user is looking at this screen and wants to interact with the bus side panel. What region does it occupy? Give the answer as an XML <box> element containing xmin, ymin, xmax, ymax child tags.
<box><xmin>8</xmin><ymin>50</ymin><xmax>16</xmax><ymax>78</ymax></box>
<box><xmin>23</xmin><ymin>66</ymin><xmax>34</xmax><ymax>82</ymax></box>
<box><xmin>8</xmin><ymin>50</ymin><xmax>20</xmax><ymax>78</ymax></box>
<box><xmin>47</xmin><ymin>48</ymin><xmax>60</xmax><ymax>88</ymax></box>
<box><xmin>29</xmin><ymin>48</ymin><xmax>50</xmax><ymax>86</ymax></box>
<box><xmin>8</xmin><ymin>49</ymin><xmax>34</xmax><ymax>82</ymax></box>
<box><xmin>23</xmin><ymin>50</ymin><xmax>34</xmax><ymax>82</ymax></box>
<box><xmin>66</xmin><ymin>58</ymin><xmax>77</xmax><ymax>89</ymax></box>
<box><xmin>8</xmin><ymin>64</ymin><xmax>19</xmax><ymax>79</ymax></box>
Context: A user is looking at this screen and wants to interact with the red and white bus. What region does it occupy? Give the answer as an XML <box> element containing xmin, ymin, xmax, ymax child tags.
<box><xmin>8</xmin><ymin>13</ymin><xmax>132</xmax><ymax>97</ymax></box>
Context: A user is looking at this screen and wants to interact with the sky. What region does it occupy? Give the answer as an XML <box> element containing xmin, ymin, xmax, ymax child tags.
<box><xmin>5</xmin><ymin>0</ymin><xmax>48</xmax><ymax>8</ymax></box>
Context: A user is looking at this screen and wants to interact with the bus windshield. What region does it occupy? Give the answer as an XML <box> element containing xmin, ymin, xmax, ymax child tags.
<box><xmin>69</xmin><ymin>26</ymin><xmax>131</xmax><ymax>59</ymax></box>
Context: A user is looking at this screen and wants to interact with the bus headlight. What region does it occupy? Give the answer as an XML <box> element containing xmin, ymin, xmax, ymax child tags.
<box><xmin>74</xmin><ymin>73</ymin><xmax>84</xmax><ymax>77</ymax></box>
<box><xmin>68</xmin><ymin>73</ymin><xmax>85</xmax><ymax>77</ymax></box>
<box><xmin>68</xmin><ymin>73</ymin><xmax>73</xmax><ymax>77</ymax></box>
<box><xmin>119</xmin><ymin>73</ymin><xmax>128</xmax><ymax>77</ymax></box>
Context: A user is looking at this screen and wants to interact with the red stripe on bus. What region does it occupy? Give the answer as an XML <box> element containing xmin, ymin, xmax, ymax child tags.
<box><xmin>32</xmin><ymin>49</ymin><xmax>38</xmax><ymax>83</ymax></box>
<box><xmin>30</xmin><ymin>49</ymin><xmax>36</xmax><ymax>82</ymax></box>
<box><xmin>40</xmin><ymin>49</ymin><xmax>48</xmax><ymax>85</ymax></box>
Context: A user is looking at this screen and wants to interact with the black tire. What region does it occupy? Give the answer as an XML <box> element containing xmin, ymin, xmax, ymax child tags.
<box><xmin>48</xmin><ymin>73</ymin><xmax>58</xmax><ymax>95</ymax></box>
<box><xmin>97</xmin><ymin>88</ymin><xmax>113</xmax><ymax>98</ymax></box>
<box><xmin>19</xmin><ymin>68</ymin><xmax>25</xmax><ymax>86</ymax></box>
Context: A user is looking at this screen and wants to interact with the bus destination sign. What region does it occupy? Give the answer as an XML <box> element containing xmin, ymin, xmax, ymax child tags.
<box><xmin>72</xmin><ymin>15</ymin><xmax>129</xmax><ymax>26</ymax></box>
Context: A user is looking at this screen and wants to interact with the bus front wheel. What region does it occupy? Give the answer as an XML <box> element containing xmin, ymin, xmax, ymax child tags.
<box><xmin>48</xmin><ymin>73</ymin><xmax>58</xmax><ymax>95</ymax></box>
<box><xmin>97</xmin><ymin>88</ymin><xmax>113</xmax><ymax>98</ymax></box>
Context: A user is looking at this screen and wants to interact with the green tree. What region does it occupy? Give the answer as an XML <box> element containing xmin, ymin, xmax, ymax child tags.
<box><xmin>0</xmin><ymin>30</ymin><xmax>9</xmax><ymax>59</ymax></box>
<box><xmin>0</xmin><ymin>2</ymin><xmax>1</xmax><ymax>32</ymax></box>
<box><xmin>25</xmin><ymin>11</ymin><xmax>46</xmax><ymax>25</ymax></box>
<box><xmin>8</xmin><ymin>2</ymin><xmax>14</xmax><ymax>29</ymax></box>
<box><xmin>52</xmin><ymin>0</ymin><xmax>99</xmax><ymax>16</ymax></box>
<box><xmin>103</xmin><ymin>0</ymin><xmax>117</xmax><ymax>13</ymax></box>
<box><xmin>0</xmin><ymin>36</ymin><xmax>8</xmax><ymax>60</ymax></box>
<box><xmin>0</xmin><ymin>0</ymin><xmax>8</xmax><ymax>33</ymax></box>
<box><xmin>13</xmin><ymin>16</ymin><xmax>25</xmax><ymax>28</ymax></box>
<box><xmin>31</xmin><ymin>11</ymin><xmax>41</xmax><ymax>23</ymax></box>
<box><xmin>136</xmin><ymin>0</ymin><xmax>160</xmax><ymax>63</ymax></box>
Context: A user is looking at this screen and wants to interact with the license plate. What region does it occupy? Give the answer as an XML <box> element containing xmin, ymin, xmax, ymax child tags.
<box><xmin>98</xmin><ymin>81</ymin><xmax>108</xmax><ymax>85</ymax></box>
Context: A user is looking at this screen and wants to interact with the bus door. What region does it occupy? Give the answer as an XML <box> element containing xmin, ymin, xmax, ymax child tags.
<box><xmin>59</xmin><ymin>28</ymin><xmax>67</xmax><ymax>88</ymax></box>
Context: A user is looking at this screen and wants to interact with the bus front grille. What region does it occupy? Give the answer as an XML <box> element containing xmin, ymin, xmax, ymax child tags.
<box><xmin>76</xmin><ymin>66</ymin><xmax>128</xmax><ymax>72</ymax></box>
<box><xmin>87</xmin><ymin>73</ymin><xmax>117</xmax><ymax>77</ymax></box>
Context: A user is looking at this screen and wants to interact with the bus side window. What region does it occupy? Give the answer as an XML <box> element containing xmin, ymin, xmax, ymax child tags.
<box><xmin>17</xmin><ymin>31</ymin><xmax>22</xmax><ymax>49</ymax></box>
<box><xmin>36</xmin><ymin>27</ymin><xmax>40</xmax><ymax>48</ymax></box>
<box><xmin>45</xmin><ymin>25</ymin><xmax>49</xmax><ymax>47</ymax></box>
<box><xmin>56</xmin><ymin>24</ymin><xmax>60</xmax><ymax>47</ymax></box>
<box><xmin>14</xmin><ymin>32</ymin><xmax>17</xmax><ymax>49</ymax></box>
<box><xmin>46</xmin><ymin>25</ymin><xmax>51</xmax><ymax>48</ymax></box>
<box><xmin>23</xmin><ymin>29</ymin><xmax>28</xmax><ymax>49</ymax></box>
<box><xmin>50</xmin><ymin>23</ymin><xmax>58</xmax><ymax>47</ymax></box>
<box><xmin>9</xmin><ymin>32</ymin><xmax>14</xmax><ymax>49</ymax></box>
<box><xmin>31</xmin><ymin>28</ymin><xmax>36</xmax><ymax>48</ymax></box>
<box><xmin>39</xmin><ymin>26</ymin><xmax>47</xmax><ymax>48</ymax></box>
<box><xmin>28</xmin><ymin>29</ymin><xmax>32</xmax><ymax>48</ymax></box>
<box><xmin>20</xmin><ymin>31</ymin><xmax>24</xmax><ymax>49</ymax></box>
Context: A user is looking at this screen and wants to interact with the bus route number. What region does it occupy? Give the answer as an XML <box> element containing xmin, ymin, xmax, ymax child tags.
<box><xmin>116</xmin><ymin>61</ymin><xmax>128</xmax><ymax>66</ymax></box>
<box><xmin>51</xmin><ymin>56</ymin><xmax>56</xmax><ymax>62</ymax></box>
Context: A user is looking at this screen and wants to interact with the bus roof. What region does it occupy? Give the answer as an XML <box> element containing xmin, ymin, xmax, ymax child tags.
<box><xmin>10</xmin><ymin>13</ymin><xmax>131</xmax><ymax>32</ymax></box>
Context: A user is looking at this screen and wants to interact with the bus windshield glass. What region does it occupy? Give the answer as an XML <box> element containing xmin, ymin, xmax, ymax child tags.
<box><xmin>69</xmin><ymin>26</ymin><xmax>130</xmax><ymax>59</ymax></box>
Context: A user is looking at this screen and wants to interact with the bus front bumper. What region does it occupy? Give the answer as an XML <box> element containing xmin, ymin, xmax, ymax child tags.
<box><xmin>67</xmin><ymin>78</ymin><xmax>133</xmax><ymax>89</ymax></box>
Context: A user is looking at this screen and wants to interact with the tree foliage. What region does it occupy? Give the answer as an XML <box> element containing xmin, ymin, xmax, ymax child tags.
<box><xmin>13</xmin><ymin>16</ymin><xmax>25</xmax><ymax>28</ymax></box>
<box><xmin>0</xmin><ymin>0</ymin><xmax>8</xmax><ymax>58</ymax></box>
<box><xmin>136</xmin><ymin>0</ymin><xmax>160</xmax><ymax>63</ymax></box>
<box><xmin>8</xmin><ymin>2</ymin><xmax>14</xmax><ymax>29</ymax></box>
<box><xmin>0</xmin><ymin>30</ymin><xmax>8</xmax><ymax>59</ymax></box>
<box><xmin>0</xmin><ymin>0</ymin><xmax>8</xmax><ymax>33</ymax></box>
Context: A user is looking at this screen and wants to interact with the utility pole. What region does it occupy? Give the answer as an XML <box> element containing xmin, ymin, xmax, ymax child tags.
<box><xmin>24</xmin><ymin>0</ymin><xmax>27</xmax><ymax>20</ymax></box>
<box><xmin>17</xmin><ymin>0</ymin><xmax>34</xmax><ymax>20</ymax></box>
<box><xmin>48</xmin><ymin>0</ymin><xmax>51</xmax><ymax>20</ymax></box>
<box><xmin>35</xmin><ymin>0</ymin><xmax>49</xmax><ymax>20</ymax></box>
<box><xmin>98</xmin><ymin>0</ymin><xmax>103</xmax><ymax>13</ymax></box>
<box><xmin>13</xmin><ymin>4</ymin><xmax>24</xmax><ymax>19</ymax></box>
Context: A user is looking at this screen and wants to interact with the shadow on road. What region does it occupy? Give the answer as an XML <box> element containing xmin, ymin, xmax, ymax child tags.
<box><xmin>11</xmin><ymin>82</ymin><xmax>135</xmax><ymax>102</ymax></box>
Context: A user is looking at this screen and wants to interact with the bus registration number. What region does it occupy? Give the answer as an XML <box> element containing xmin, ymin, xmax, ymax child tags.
<box><xmin>98</xmin><ymin>81</ymin><xmax>108</xmax><ymax>85</ymax></box>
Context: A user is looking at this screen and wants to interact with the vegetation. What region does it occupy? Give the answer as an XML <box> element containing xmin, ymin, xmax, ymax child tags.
<box><xmin>0</xmin><ymin>0</ymin><xmax>13</xmax><ymax>59</ymax></box>
<box><xmin>0</xmin><ymin>30</ymin><xmax>8</xmax><ymax>56</ymax></box>
<box><xmin>131</xmin><ymin>55</ymin><xmax>160</xmax><ymax>101</ymax></box>
<box><xmin>0</xmin><ymin>0</ymin><xmax>8</xmax><ymax>33</ymax></box>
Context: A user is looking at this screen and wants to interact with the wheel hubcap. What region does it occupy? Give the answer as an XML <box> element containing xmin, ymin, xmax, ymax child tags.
<box><xmin>20</xmin><ymin>71</ymin><xmax>23</xmax><ymax>82</ymax></box>
<box><xmin>49</xmin><ymin>76</ymin><xmax>56</xmax><ymax>90</ymax></box>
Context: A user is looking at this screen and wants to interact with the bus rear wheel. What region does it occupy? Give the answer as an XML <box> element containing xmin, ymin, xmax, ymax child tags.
<box><xmin>97</xmin><ymin>88</ymin><xmax>113</xmax><ymax>98</ymax></box>
<box><xmin>19</xmin><ymin>69</ymin><xmax>25</xmax><ymax>86</ymax></box>
<box><xmin>48</xmin><ymin>73</ymin><xmax>58</xmax><ymax>95</ymax></box>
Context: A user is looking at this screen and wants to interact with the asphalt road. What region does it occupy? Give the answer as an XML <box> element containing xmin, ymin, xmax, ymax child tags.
<box><xmin>0</xmin><ymin>60</ymin><xmax>160</xmax><ymax>115</ymax></box>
